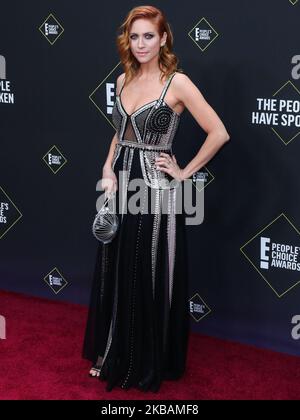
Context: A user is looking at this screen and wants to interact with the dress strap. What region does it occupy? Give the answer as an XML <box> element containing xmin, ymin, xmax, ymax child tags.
<box><xmin>158</xmin><ymin>72</ymin><xmax>177</xmax><ymax>102</ymax></box>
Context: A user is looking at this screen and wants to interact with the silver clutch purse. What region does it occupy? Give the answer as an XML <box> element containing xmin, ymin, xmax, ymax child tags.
<box><xmin>92</xmin><ymin>195</ymin><xmax>119</xmax><ymax>244</ymax></box>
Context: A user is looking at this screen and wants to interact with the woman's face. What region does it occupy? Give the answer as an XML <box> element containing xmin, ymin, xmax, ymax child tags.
<box><xmin>129</xmin><ymin>18</ymin><xmax>166</xmax><ymax>64</ymax></box>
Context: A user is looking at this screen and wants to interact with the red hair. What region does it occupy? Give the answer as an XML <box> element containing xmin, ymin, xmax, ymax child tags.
<box><xmin>116</xmin><ymin>5</ymin><xmax>183</xmax><ymax>85</ymax></box>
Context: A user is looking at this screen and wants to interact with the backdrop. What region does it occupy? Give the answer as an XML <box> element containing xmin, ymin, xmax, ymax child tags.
<box><xmin>1</xmin><ymin>0</ymin><xmax>300</xmax><ymax>357</ymax></box>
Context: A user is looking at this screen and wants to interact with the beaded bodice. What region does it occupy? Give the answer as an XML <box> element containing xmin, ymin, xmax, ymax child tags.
<box><xmin>111</xmin><ymin>72</ymin><xmax>181</xmax><ymax>148</ymax></box>
<box><xmin>111</xmin><ymin>72</ymin><xmax>181</xmax><ymax>190</ymax></box>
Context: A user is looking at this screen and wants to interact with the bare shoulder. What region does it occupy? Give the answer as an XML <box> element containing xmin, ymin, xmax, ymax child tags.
<box><xmin>116</xmin><ymin>72</ymin><xmax>126</xmax><ymax>95</ymax></box>
<box><xmin>172</xmin><ymin>72</ymin><xmax>202</xmax><ymax>101</ymax></box>
<box><xmin>173</xmin><ymin>71</ymin><xmax>190</xmax><ymax>86</ymax></box>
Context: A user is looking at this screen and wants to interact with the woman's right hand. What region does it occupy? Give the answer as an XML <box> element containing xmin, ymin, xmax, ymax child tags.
<box><xmin>101</xmin><ymin>166</ymin><xmax>118</xmax><ymax>199</ymax></box>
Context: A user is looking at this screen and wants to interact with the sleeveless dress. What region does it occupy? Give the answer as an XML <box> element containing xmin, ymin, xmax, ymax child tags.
<box><xmin>82</xmin><ymin>71</ymin><xmax>190</xmax><ymax>392</ymax></box>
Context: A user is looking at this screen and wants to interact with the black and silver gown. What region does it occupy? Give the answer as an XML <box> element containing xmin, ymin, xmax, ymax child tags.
<box><xmin>82</xmin><ymin>71</ymin><xmax>190</xmax><ymax>392</ymax></box>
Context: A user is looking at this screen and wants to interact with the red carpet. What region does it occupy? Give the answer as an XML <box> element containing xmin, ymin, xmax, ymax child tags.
<box><xmin>0</xmin><ymin>289</ymin><xmax>300</xmax><ymax>400</ymax></box>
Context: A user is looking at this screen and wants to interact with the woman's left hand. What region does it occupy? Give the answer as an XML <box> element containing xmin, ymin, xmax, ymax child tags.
<box><xmin>155</xmin><ymin>153</ymin><xmax>185</xmax><ymax>182</ymax></box>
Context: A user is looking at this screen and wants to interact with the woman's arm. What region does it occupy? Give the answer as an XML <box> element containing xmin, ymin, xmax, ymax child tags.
<box><xmin>103</xmin><ymin>132</ymin><xmax>119</xmax><ymax>171</ymax></box>
<box><xmin>156</xmin><ymin>73</ymin><xmax>230</xmax><ymax>181</ymax></box>
<box><xmin>177</xmin><ymin>73</ymin><xmax>230</xmax><ymax>179</ymax></box>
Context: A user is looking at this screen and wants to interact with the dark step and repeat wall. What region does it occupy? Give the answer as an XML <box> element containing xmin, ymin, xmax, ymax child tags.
<box><xmin>1</xmin><ymin>0</ymin><xmax>300</xmax><ymax>356</ymax></box>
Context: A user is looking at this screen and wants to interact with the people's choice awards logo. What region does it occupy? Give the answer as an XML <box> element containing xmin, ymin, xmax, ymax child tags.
<box><xmin>260</xmin><ymin>237</ymin><xmax>300</xmax><ymax>271</ymax></box>
<box><xmin>188</xmin><ymin>17</ymin><xmax>219</xmax><ymax>52</ymax></box>
<box><xmin>42</xmin><ymin>145</ymin><xmax>67</xmax><ymax>174</ymax></box>
<box><xmin>0</xmin><ymin>186</ymin><xmax>22</xmax><ymax>239</ymax></box>
<box><xmin>189</xmin><ymin>293</ymin><xmax>211</xmax><ymax>322</ymax></box>
<box><xmin>44</xmin><ymin>268</ymin><xmax>69</xmax><ymax>294</ymax></box>
<box><xmin>0</xmin><ymin>315</ymin><xmax>6</xmax><ymax>339</ymax></box>
<box><xmin>241</xmin><ymin>213</ymin><xmax>300</xmax><ymax>297</ymax></box>
<box><xmin>38</xmin><ymin>13</ymin><xmax>64</xmax><ymax>45</ymax></box>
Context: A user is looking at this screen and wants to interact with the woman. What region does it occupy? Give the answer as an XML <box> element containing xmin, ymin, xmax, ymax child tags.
<box><xmin>82</xmin><ymin>5</ymin><xmax>230</xmax><ymax>392</ymax></box>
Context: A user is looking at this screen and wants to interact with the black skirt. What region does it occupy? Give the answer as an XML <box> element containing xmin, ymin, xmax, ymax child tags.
<box><xmin>82</xmin><ymin>145</ymin><xmax>190</xmax><ymax>392</ymax></box>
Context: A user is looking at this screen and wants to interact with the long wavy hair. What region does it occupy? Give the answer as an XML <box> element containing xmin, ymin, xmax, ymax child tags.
<box><xmin>116</xmin><ymin>5</ymin><xmax>183</xmax><ymax>85</ymax></box>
